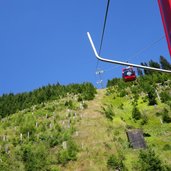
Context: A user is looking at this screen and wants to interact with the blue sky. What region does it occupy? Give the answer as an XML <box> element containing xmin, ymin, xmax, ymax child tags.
<box><xmin>0</xmin><ymin>0</ymin><xmax>170</xmax><ymax>94</ymax></box>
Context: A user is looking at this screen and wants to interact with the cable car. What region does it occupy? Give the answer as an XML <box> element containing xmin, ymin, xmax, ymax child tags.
<box><xmin>122</xmin><ymin>67</ymin><xmax>136</xmax><ymax>82</ymax></box>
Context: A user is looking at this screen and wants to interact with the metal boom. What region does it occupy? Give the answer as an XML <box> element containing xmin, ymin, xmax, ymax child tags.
<box><xmin>87</xmin><ymin>32</ymin><xmax>171</xmax><ymax>74</ymax></box>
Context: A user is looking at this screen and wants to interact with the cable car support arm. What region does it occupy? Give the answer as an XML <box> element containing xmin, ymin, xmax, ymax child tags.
<box><xmin>87</xmin><ymin>32</ymin><xmax>171</xmax><ymax>74</ymax></box>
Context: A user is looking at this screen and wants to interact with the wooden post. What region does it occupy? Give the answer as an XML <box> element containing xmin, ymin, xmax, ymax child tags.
<box><xmin>20</xmin><ymin>133</ymin><xmax>23</xmax><ymax>141</ymax></box>
<box><xmin>68</xmin><ymin>119</ymin><xmax>70</xmax><ymax>128</ymax></box>
<box><xmin>5</xmin><ymin>145</ymin><xmax>8</xmax><ymax>154</ymax></box>
<box><xmin>3</xmin><ymin>135</ymin><xmax>6</xmax><ymax>142</ymax></box>
<box><xmin>75</xmin><ymin>131</ymin><xmax>79</xmax><ymax>136</ymax></box>
<box><xmin>62</xmin><ymin>141</ymin><xmax>67</xmax><ymax>149</ymax></box>
<box><xmin>27</xmin><ymin>132</ymin><xmax>30</xmax><ymax>139</ymax></box>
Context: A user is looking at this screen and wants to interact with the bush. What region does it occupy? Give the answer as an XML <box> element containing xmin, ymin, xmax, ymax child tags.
<box><xmin>65</xmin><ymin>100</ymin><xmax>74</xmax><ymax>109</ymax></box>
<box><xmin>141</xmin><ymin>114</ymin><xmax>148</xmax><ymax>125</ymax></box>
<box><xmin>107</xmin><ymin>154</ymin><xmax>127</xmax><ymax>171</ymax></box>
<box><xmin>162</xmin><ymin>111</ymin><xmax>171</xmax><ymax>123</ymax></box>
<box><xmin>21</xmin><ymin>143</ymin><xmax>48</xmax><ymax>171</ymax></box>
<box><xmin>119</xmin><ymin>90</ymin><xmax>127</xmax><ymax>97</ymax></box>
<box><xmin>147</xmin><ymin>89</ymin><xmax>157</xmax><ymax>106</ymax></box>
<box><xmin>163</xmin><ymin>144</ymin><xmax>171</xmax><ymax>151</ymax></box>
<box><xmin>57</xmin><ymin>140</ymin><xmax>78</xmax><ymax>166</ymax></box>
<box><xmin>20</xmin><ymin>115</ymin><xmax>36</xmax><ymax>137</ymax></box>
<box><xmin>57</xmin><ymin>150</ymin><xmax>69</xmax><ymax>166</ymax></box>
<box><xmin>82</xmin><ymin>103</ymin><xmax>88</xmax><ymax>109</ymax></box>
<box><xmin>118</xmin><ymin>103</ymin><xmax>124</xmax><ymax>110</ymax></box>
<box><xmin>160</xmin><ymin>91</ymin><xmax>171</xmax><ymax>103</ymax></box>
<box><xmin>102</xmin><ymin>105</ymin><xmax>115</xmax><ymax>121</ymax></box>
<box><xmin>137</xmin><ymin>148</ymin><xmax>165</xmax><ymax>171</ymax></box>
<box><xmin>132</xmin><ymin>106</ymin><xmax>141</xmax><ymax>120</ymax></box>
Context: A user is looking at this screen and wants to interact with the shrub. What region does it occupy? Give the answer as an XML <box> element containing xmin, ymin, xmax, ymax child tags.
<box><xmin>20</xmin><ymin>115</ymin><xmax>36</xmax><ymax>137</ymax></box>
<box><xmin>82</xmin><ymin>103</ymin><xmax>88</xmax><ymax>109</ymax></box>
<box><xmin>162</xmin><ymin>111</ymin><xmax>171</xmax><ymax>123</ymax></box>
<box><xmin>163</xmin><ymin>144</ymin><xmax>171</xmax><ymax>151</ymax></box>
<box><xmin>65</xmin><ymin>100</ymin><xmax>74</xmax><ymax>109</ymax></box>
<box><xmin>147</xmin><ymin>89</ymin><xmax>157</xmax><ymax>105</ymax></box>
<box><xmin>118</xmin><ymin>103</ymin><xmax>124</xmax><ymax>110</ymax></box>
<box><xmin>160</xmin><ymin>91</ymin><xmax>171</xmax><ymax>103</ymax></box>
<box><xmin>102</xmin><ymin>105</ymin><xmax>115</xmax><ymax>121</ymax></box>
<box><xmin>137</xmin><ymin>148</ymin><xmax>168</xmax><ymax>171</ymax></box>
<box><xmin>132</xmin><ymin>106</ymin><xmax>141</xmax><ymax>120</ymax></box>
<box><xmin>57</xmin><ymin>140</ymin><xmax>78</xmax><ymax>166</ymax></box>
<box><xmin>141</xmin><ymin>114</ymin><xmax>148</xmax><ymax>125</ymax></box>
<box><xmin>21</xmin><ymin>143</ymin><xmax>48</xmax><ymax>171</ymax></box>
<box><xmin>107</xmin><ymin>154</ymin><xmax>127</xmax><ymax>171</ymax></box>
<box><xmin>119</xmin><ymin>90</ymin><xmax>127</xmax><ymax>97</ymax></box>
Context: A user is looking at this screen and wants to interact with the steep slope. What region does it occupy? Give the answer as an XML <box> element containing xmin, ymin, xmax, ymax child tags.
<box><xmin>0</xmin><ymin>80</ymin><xmax>171</xmax><ymax>171</ymax></box>
<box><xmin>65</xmin><ymin>89</ymin><xmax>115</xmax><ymax>171</ymax></box>
<box><xmin>64</xmin><ymin>84</ymin><xmax>171</xmax><ymax>170</ymax></box>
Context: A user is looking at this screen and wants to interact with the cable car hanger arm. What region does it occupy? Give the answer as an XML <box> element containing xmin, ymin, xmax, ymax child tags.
<box><xmin>87</xmin><ymin>32</ymin><xmax>171</xmax><ymax>74</ymax></box>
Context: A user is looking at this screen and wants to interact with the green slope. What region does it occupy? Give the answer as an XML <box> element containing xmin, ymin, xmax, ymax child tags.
<box><xmin>0</xmin><ymin>78</ymin><xmax>171</xmax><ymax>170</ymax></box>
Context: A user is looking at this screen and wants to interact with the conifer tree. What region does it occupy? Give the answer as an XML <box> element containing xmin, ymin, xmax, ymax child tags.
<box><xmin>160</xmin><ymin>55</ymin><xmax>171</xmax><ymax>70</ymax></box>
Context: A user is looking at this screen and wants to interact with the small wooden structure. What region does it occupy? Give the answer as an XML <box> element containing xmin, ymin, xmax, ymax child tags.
<box><xmin>126</xmin><ymin>129</ymin><xmax>146</xmax><ymax>149</ymax></box>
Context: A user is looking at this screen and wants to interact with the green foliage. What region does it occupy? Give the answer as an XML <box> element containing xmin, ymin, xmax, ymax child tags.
<box><xmin>160</xmin><ymin>91</ymin><xmax>171</xmax><ymax>103</ymax></box>
<box><xmin>132</xmin><ymin>94</ymin><xmax>139</xmax><ymax>106</ymax></box>
<box><xmin>160</xmin><ymin>55</ymin><xmax>171</xmax><ymax>70</ymax></box>
<box><xmin>162</xmin><ymin>109</ymin><xmax>171</xmax><ymax>123</ymax></box>
<box><xmin>102</xmin><ymin>105</ymin><xmax>115</xmax><ymax>121</ymax></box>
<box><xmin>80</xmin><ymin>82</ymin><xmax>97</xmax><ymax>100</ymax></box>
<box><xmin>107</xmin><ymin>154</ymin><xmax>127</xmax><ymax>171</ymax></box>
<box><xmin>163</xmin><ymin>144</ymin><xmax>171</xmax><ymax>151</ymax></box>
<box><xmin>132</xmin><ymin>106</ymin><xmax>141</xmax><ymax>120</ymax></box>
<box><xmin>20</xmin><ymin>115</ymin><xmax>36</xmax><ymax>136</ymax></box>
<box><xmin>141</xmin><ymin>114</ymin><xmax>148</xmax><ymax>125</ymax></box>
<box><xmin>148</xmin><ymin>60</ymin><xmax>161</xmax><ymax>75</ymax></box>
<box><xmin>137</xmin><ymin>148</ymin><xmax>168</xmax><ymax>171</ymax></box>
<box><xmin>147</xmin><ymin>88</ymin><xmax>157</xmax><ymax>106</ymax></box>
<box><xmin>82</xmin><ymin>102</ymin><xmax>88</xmax><ymax>109</ymax></box>
<box><xmin>119</xmin><ymin>90</ymin><xmax>127</xmax><ymax>97</ymax></box>
<box><xmin>57</xmin><ymin>140</ymin><xmax>78</xmax><ymax>166</ymax></box>
<box><xmin>107</xmin><ymin>78</ymin><xmax>122</xmax><ymax>87</ymax></box>
<box><xmin>118</xmin><ymin>103</ymin><xmax>124</xmax><ymax>110</ymax></box>
<box><xmin>57</xmin><ymin>150</ymin><xmax>69</xmax><ymax>166</ymax></box>
<box><xmin>0</xmin><ymin>82</ymin><xmax>96</xmax><ymax>118</ymax></box>
<box><xmin>65</xmin><ymin>100</ymin><xmax>74</xmax><ymax>109</ymax></box>
<box><xmin>0</xmin><ymin>150</ymin><xmax>25</xmax><ymax>171</ymax></box>
<box><xmin>107</xmin><ymin>78</ymin><xmax>133</xmax><ymax>90</ymax></box>
<box><xmin>21</xmin><ymin>142</ymin><xmax>48</xmax><ymax>171</ymax></box>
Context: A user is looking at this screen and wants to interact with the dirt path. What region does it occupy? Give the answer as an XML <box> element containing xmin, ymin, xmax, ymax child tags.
<box><xmin>65</xmin><ymin>89</ymin><xmax>113</xmax><ymax>171</ymax></box>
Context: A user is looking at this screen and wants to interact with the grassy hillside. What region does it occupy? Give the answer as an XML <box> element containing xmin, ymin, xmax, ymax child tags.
<box><xmin>0</xmin><ymin>75</ymin><xmax>171</xmax><ymax>170</ymax></box>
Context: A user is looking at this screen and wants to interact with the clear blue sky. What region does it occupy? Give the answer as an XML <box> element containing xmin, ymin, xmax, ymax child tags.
<box><xmin>0</xmin><ymin>0</ymin><xmax>170</xmax><ymax>95</ymax></box>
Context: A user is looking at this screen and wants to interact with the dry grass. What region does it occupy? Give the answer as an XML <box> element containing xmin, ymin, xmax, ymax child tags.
<box><xmin>64</xmin><ymin>89</ymin><xmax>117</xmax><ymax>171</ymax></box>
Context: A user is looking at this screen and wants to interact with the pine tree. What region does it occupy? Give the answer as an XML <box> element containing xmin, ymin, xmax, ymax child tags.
<box><xmin>149</xmin><ymin>60</ymin><xmax>160</xmax><ymax>68</ymax></box>
<box><xmin>160</xmin><ymin>55</ymin><xmax>171</xmax><ymax>70</ymax></box>
<box><xmin>138</xmin><ymin>148</ymin><xmax>167</xmax><ymax>171</ymax></box>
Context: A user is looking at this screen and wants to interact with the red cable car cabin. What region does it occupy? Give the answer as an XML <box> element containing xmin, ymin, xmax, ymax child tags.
<box><xmin>122</xmin><ymin>67</ymin><xmax>136</xmax><ymax>81</ymax></box>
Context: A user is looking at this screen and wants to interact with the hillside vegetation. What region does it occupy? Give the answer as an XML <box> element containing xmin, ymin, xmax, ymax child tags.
<box><xmin>1</xmin><ymin>63</ymin><xmax>171</xmax><ymax>170</ymax></box>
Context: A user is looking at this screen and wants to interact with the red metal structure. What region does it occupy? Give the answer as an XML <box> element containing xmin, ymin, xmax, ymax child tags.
<box><xmin>158</xmin><ymin>0</ymin><xmax>171</xmax><ymax>56</ymax></box>
<box><xmin>122</xmin><ymin>67</ymin><xmax>136</xmax><ymax>82</ymax></box>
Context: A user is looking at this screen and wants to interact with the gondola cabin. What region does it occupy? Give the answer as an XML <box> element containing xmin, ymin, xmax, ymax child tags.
<box><xmin>122</xmin><ymin>67</ymin><xmax>136</xmax><ymax>82</ymax></box>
